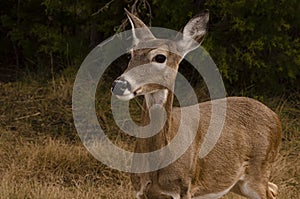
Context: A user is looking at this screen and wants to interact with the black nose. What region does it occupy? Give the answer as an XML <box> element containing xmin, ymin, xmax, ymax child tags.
<box><xmin>111</xmin><ymin>77</ymin><xmax>131</xmax><ymax>95</ymax></box>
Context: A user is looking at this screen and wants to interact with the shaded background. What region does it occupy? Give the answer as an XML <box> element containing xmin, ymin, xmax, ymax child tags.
<box><xmin>1</xmin><ymin>0</ymin><xmax>299</xmax><ymax>94</ymax></box>
<box><xmin>0</xmin><ymin>0</ymin><xmax>299</xmax><ymax>198</ymax></box>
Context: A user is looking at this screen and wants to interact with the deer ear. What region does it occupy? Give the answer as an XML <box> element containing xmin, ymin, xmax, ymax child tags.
<box><xmin>178</xmin><ymin>10</ymin><xmax>209</xmax><ymax>55</ymax></box>
<box><xmin>124</xmin><ymin>8</ymin><xmax>155</xmax><ymax>44</ymax></box>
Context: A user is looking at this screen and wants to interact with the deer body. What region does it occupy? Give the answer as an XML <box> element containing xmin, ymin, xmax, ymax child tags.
<box><xmin>111</xmin><ymin>10</ymin><xmax>281</xmax><ymax>199</ymax></box>
<box><xmin>131</xmin><ymin>97</ymin><xmax>281</xmax><ymax>199</ymax></box>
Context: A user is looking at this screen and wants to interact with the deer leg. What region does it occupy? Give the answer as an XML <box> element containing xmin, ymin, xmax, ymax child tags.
<box><xmin>237</xmin><ymin>180</ymin><xmax>268</xmax><ymax>199</ymax></box>
<box><xmin>178</xmin><ymin>179</ymin><xmax>192</xmax><ymax>199</ymax></box>
<box><xmin>233</xmin><ymin>156</ymin><xmax>278</xmax><ymax>199</ymax></box>
<box><xmin>267</xmin><ymin>182</ymin><xmax>278</xmax><ymax>199</ymax></box>
<box><xmin>233</xmin><ymin>176</ymin><xmax>277</xmax><ymax>199</ymax></box>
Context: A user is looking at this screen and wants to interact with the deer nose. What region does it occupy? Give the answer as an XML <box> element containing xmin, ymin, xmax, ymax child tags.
<box><xmin>111</xmin><ymin>77</ymin><xmax>131</xmax><ymax>96</ymax></box>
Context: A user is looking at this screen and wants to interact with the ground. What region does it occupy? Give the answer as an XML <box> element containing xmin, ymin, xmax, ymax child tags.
<box><xmin>0</xmin><ymin>75</ymin><xmax>299</xmax><ymax>198</ymax></box>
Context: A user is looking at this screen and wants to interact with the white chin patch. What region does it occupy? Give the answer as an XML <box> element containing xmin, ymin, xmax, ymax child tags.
<box><xmin>115</xmin><ymin>93</ymin><xmax>135</xmax><ymax>101</ymax></box>
<box><xmin>123</xmin><ymin>88</ymin><xmax>131</xmax><ymax>95</ymax></box>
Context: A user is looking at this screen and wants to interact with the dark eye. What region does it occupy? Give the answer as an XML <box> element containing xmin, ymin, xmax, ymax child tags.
<box><xmin>154</xmin><ymin>54</ymin><xmax>166</xmax><ymax>63</ymax></box>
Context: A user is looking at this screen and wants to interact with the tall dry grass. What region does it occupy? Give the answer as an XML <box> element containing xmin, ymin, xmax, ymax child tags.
<box><xmin>0</xmin><ymin>74</ymin><xmax>299</xmax><ymax>198</ymax></box>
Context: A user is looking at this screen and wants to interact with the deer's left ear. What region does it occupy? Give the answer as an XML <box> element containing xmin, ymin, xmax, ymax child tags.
<box><xmin>124</xmin><ymin>8</ymin><xmax>155</xmax><ymax>45</ymax></box>
<box><xmin>178</xmin><ymin>10</ymin><xmax>209</xmax><ymax>55</ymax></box>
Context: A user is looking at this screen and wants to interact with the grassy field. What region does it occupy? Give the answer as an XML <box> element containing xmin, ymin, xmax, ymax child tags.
<box><xmin>0</xmin><ymin>74</ymin><xmax>299</xmax><ymax>199</ymax></box>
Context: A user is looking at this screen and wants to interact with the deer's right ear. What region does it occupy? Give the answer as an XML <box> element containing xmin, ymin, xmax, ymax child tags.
<box><xmin>125</xmin><ymin>8</ymin><xmax>155</xmax><ymax>44</ymax></box>
<box><xmin>177</xmin><ymin>10</ymin><xmax>209</xmax><ymax>56</ymax></box>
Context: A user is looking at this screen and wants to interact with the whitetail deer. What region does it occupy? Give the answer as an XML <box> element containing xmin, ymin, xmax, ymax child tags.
<box><xmin>111</xmin><ymin>9</ymin><xmax>282</xmax><ymax>199</ymax></box>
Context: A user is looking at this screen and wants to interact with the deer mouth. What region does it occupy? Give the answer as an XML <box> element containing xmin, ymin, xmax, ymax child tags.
<box><xmin>112</xmin><ymin>75</ymin><xmax>165</xmax><ymax>101</ymax></box>
<box><xmin>113</xmin><ymin>87</ymin><xmax>144</xmax><ymax>101</ymax></box>
<box><xmin>114</xmin><ymin>92</ymin><xmax>136</xmax><ymax>101</ymax></box>
<box><xmin>112</xmin><ymin>75</ymin><xmax>148</xmax><ymax>101</ymax></box>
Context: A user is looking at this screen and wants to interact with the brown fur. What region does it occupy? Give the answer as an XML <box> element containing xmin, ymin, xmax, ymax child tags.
<box><xmin>115</xmin><ymin>10</ymin><xmax>282</xmax><ymax>199</ymax></box>
<box><xmin>131</xmin><ymin>97</ymin><xmax>281</xmax><ymax>199</ymax></box>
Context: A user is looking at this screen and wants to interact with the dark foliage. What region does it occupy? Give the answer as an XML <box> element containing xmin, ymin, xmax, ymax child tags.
<box><xmin>0</xmin><ymin>0</ymin><xmax>299</xmax><ymax>95</ymax></box>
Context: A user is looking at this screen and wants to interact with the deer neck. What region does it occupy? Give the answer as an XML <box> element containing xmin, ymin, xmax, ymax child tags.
<box><xmin>138</xmin><ymin>89</ymin><xmax>174</xmax><ymax>151</ymax></box>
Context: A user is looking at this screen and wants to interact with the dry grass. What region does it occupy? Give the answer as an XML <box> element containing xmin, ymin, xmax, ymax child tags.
<box><xmin>0</xmin><ymin>74</ymin><xmax>299</xmax><ymax>198</ymax></box>
<box><xmin>0</xmin><ymin>131</ymin><xmax>133</xmax><ymax>199</ymax></box>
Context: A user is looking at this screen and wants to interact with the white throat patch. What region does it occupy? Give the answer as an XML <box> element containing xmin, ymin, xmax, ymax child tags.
<box><xmin>145</xmin><ymin>89</ymin><xmax>168</xmax><ymax>108</ymax></box>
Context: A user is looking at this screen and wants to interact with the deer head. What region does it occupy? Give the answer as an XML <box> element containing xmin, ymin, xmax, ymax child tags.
<box><xmin>111</xmin><ymin>9</ymin><xmax>209</xmax><ymax>103</ymax></box>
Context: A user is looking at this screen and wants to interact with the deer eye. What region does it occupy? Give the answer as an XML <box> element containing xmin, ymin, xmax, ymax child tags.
<box><xmin>153</xmin><ymin>54</ymin><xmax>166</xmax><ymax>63</ymax></box>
